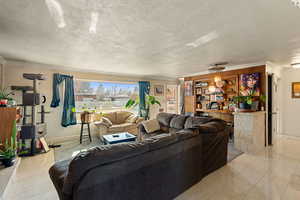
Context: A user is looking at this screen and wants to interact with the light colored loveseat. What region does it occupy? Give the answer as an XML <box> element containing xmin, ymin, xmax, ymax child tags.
<box><xmin>94</xmin><ymin>111</ymin><xmax>144</xmax><ymax>139</ymax></box>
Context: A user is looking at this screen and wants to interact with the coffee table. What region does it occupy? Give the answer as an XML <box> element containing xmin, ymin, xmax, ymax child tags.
<box><xmin>102</xmin><ymin>132</ymin><xmax>137</xmax><ymax>145</ymax></box>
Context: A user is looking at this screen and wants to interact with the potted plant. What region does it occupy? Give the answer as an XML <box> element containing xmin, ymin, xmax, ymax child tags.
<box><xmin>0</xmin><ymin>140</ymin><xmax>17</xmax><ymax>167</ymax></box>
<box><xmin>0</xmin><ymin>87</ymin><xmax>14</xmax><ymax>107</ymax></box>
<box><xmin>0</xmin><ymin>121</ymin><xmax>17</xmax><ymax>167</ymax></box>
<box><xmin>233</xmin><ymin>94</ymin><xmax>266</xmax><ymax>112</ymax></box>
<box><xmin>125</xmin><ymin>95</ymin><xmax>161</xmax><ymax>120</ymax></box>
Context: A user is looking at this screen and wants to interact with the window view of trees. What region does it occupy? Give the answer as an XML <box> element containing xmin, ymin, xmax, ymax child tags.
<box><xmin>75</xmin><ymin>80</ymin><xmax>139</xmax><ymax>114</ymax></box>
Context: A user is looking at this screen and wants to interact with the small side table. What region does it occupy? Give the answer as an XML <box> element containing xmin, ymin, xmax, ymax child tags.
<box><xmin>80</xmin><ymin>122</ymin><xmax>92</xmax><ymax>144</ymax></box>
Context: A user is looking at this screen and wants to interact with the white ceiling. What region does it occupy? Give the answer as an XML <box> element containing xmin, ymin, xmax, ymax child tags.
<box><xmin>0</xmin><ymin>0</ymin><xmax>300</xmax><ymax>79</ymax></box>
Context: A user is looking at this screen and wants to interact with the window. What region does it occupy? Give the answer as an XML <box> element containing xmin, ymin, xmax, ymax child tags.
<box><xmin>166</xmin><ymin>85</ymin><xmax>178</xmax><ymax>114</ymax></box>
<box><xmin>75</xmin><ymin>80</ymin><xmax>139</xmax><ymax>114</ymax></box>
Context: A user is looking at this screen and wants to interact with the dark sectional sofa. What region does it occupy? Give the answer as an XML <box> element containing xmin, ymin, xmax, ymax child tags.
<box><xmin>49</xmin><ymin>113</ymin><xmax>229</xmax><ymax>200</ymax></box>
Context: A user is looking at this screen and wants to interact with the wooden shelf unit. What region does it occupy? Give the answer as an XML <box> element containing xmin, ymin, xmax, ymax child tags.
<box><xmin>183</xmin><ymin>65</ymin><xmax>266</xmax><ymax>122</ymax></box>
<box><xmin>193</xmin><ymin>75</ymin><xmax>238</xmax><ymax>114</ymax></box>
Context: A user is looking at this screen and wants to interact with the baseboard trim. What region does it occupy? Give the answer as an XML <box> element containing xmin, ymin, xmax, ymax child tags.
<box><xmin>46</xmin><ymin>133</ymin><xmax>97</xmax><ymax>145</ymax></box>
<box><xmin>276</xmin><ymin>134</ymin><xmax>300</xmax><ymax>141</ymax></box>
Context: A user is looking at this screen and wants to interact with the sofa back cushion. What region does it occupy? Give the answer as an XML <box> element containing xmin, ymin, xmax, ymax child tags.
<box><xmin>184</xmin><ymin>116</ymin><xmax>211</xmax><ymax>129</ymax></box>
<box><xmin>157</xmin><ymin>113</ymin><xmax>175</xmax><ymax>127</ymax></box>
<box><xmin>64</xmin><ymin>142</ymin><xmax>149</xmax><ymax>195</ymax></box>
<box><xmin>170</xmin><ymin>115</ymin><xmax>187</xmax><ymax>129</ymax></box>
<box><xmin>142</xmin><ymin>119</ymin><xmax>161</xmax><ymax>134</ymax></box>
<box><xmin>103</xmin><ymin>112</ymin><xmax>117</xmax><ymax>124</ymax></box>
<box><xmin>144</xmin><ymin>133</ymin><xmax>178</xmax><ymax>151</ymax></box>
<box><xmin>198</xmin><ymin>119</ymin><xmax>226</xmax><ymax>134</ymax></box>
<box><xmin>115</xmin><ymin>111</ymin><xmax>133</xmax><ymax>124</ymax></box>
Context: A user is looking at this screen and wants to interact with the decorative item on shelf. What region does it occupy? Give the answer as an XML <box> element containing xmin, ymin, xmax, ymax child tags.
<box><xmin>210</xmin><ymin>102</ymin><xmax>219</xmax><ymax>110</ymax></box>
<box><xmin>204</xmin><ymin>95</ymin><xmax>210</xmax><ymax>101</ymax></box>
<box><xmin>195</xmin><ymin>81</ymin><xmax>208</xmax><ymax>87</ymax></box>
<box><xmin>154</xmin><ymin>85</ymin><xmax>164</xmax><ymax>96</ymax></box>
<box><xmin>216</xmin><ymin>95</ymin><xmax>224</xmax><ymax>101</ymax></box>
<box><xmin>210</xmin><ymin>95</ymin><xmax>216</xmax><ymax>101</ymax></box>
<box><xmin>196</xmin><ymin>103</ymin><xmax>202</xmax><ymax>109</ymax></box>
<box><xmin>196</xmin><ymin>88</ymin><xmax>202</xmax><ymax>95</ymax></box>
<box><xmin>0</xmin><ymin>87</ymin><xmax>14</xmax><ymax>107</ymax></box>
<box><xmin>215</xmin><ymin>87</ymin><xmax>224</xmax><ymax>94</ymax></box>
<box><xmin>208</xmin><ymin>85</ymin><xmax>216</xmax><ymax>93</ymax></box>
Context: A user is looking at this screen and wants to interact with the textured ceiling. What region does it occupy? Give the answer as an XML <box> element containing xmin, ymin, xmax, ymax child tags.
<box><xmin>0</xmin><ymin>0</ymin><xmax>300</xmax><ymax>79</ymax></box>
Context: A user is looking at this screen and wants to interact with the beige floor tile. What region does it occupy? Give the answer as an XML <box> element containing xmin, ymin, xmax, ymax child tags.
<box><xmin>5</xmin><ymin>137</ymin><xmax>300</xmax><ymax>200</ymax></box>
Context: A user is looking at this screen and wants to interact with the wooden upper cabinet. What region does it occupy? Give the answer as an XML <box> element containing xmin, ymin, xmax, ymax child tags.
<box><xmin>0</xmin><ymin>108</ymin><xmax>17</xmax><ymax>144</ymax></box>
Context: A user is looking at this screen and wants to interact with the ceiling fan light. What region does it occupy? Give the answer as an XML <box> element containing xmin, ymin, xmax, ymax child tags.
<box><xmin>291</xmin><ymin>0</ymin><xmax>300</xmax><ymax>8</ymax></box>
<box><xmin>292</xmin><ymin>63</ymin><xmax>300</xmax><ymax>68</ymax></box>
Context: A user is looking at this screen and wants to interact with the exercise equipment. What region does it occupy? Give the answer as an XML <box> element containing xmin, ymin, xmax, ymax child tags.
<box><xmin>11</xmin><ymin>73</ymin><xmax>50</xmax><ymax>156</ymax></box>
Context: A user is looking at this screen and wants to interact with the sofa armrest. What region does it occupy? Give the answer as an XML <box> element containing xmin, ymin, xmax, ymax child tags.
<box><xmin>138</xmin><ymin>123</ymin><xmax>148</xmax><ymax>136</ymax></box>
<box><xmin>135</xmin><ymin>117</ymin><xmax>144</xmax><ymax>124</ymax></box>
<box><xmin>94</xmin><ymin>121</ymin><xmax>110</xmax><ymax>128</ymax></box>
<box><xmin>197</xmin><ymin>121</ymin><xmax>226</xmax><ymax>134</ymax></box>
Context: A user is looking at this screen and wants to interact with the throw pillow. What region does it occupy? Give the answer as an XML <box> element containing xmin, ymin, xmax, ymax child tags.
<box><xmin>142</xmin><ymin>119</ymin><xmax>161</xmax><ymax>134</ymax></box>
<box><xmin>102</xmin><ymin>117</ymin><xmax>113</xmax><ymax>127</ymax></box>
<box><xmin>126</xmin><ymin>114</ymin><xmax>138</xmax><ymax>123</ymax></box>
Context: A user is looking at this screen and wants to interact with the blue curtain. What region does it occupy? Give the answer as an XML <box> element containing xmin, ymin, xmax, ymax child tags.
<box><xmin>138</xmin><ymin>81</ymin><xmax>150</xmax><ymax>119</ymax></box>
<box><xmin>50</xmin><ymin>73</ymin><xmax>77</xmax><ymax>127</ymax></box>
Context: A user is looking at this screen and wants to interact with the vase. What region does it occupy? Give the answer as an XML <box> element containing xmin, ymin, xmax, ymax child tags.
<box><xmin>251</xmin><ymin>101</ymin><xmax>259</xmax><ymax>111</ymax></box>
<box><xmin>239</xmin><ymin>103</ymin><xmax>251</xmax><ymax>110</ymax></box>
<box><xmin>0</xmin><ymin>99</ymin><xmax>8</xmax><ymax>107</ymax></box>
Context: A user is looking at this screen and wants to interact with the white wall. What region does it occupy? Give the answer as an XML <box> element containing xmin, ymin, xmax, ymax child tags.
<box><xmin>1</xmin><ymin>60</ymin><xmax>177</xmax><ymax>142</ymax></box>
<box><xmin>280</xmin><ymin>67</ymin><xmax>300</xmax><ymax>137</ymax></box>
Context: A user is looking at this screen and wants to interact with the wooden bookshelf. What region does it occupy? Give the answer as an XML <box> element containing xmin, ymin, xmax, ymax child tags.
<box><xmin>184</xmin><ymin>65</ymin><xmax>266</xmax><ymax>122</ymax></box>
<box><xmin>193</xmin><ymin>75</ymin><xmax>238</xmax><ymax>114</ymax></box>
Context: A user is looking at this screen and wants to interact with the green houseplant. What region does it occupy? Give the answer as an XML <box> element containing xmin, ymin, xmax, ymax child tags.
<box><xmin>125</xmin><ymin>95</ymin><xmax>161</xmax><ymax>120</ymax></box>
<box><xmin>0</xmin><ymin>87</ymin><xmax>14</xmax><ymax>107</ymax></box>
<box><xmin>233</xmin><ymin>94</ymin><xmax>266</xmax><ymax>111</ymax></box>
<box><xmin>0</xmin><ymin>120</ymin><xmax>17</xmax><ymax>167</ymax></box>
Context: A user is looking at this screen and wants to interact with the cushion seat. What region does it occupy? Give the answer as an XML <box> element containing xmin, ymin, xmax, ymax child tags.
<box><xmin>94</xmin><ymin>111</ymin><xmax>144</xmax><ymax>137</ymax></box>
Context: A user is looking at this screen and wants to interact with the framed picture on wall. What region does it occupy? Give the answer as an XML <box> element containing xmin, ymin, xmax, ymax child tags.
<box><xmin>166</xmin><ymin>86</ymin><xmax>176</xmax><ymax>100</ymax></box>
<box><xmin>292</xmin><ymin>82</ymin><xmax>300</xmax><ymax>98</ymax></box>
<box><xmin>240</xmin><ymin>72</ymin><xmax>260</xmax><ymax>96</ymax></box>
<box><xmin>154</xmin><ymin>85</ymin><xmax>164</xmax><ymax>96</ymax></box>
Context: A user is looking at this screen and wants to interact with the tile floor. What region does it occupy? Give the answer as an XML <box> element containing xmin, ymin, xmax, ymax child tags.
<box><xmin>3</xmin><ymin>136</ymin><xmax>300</xmax><ymax>200</ymax></box>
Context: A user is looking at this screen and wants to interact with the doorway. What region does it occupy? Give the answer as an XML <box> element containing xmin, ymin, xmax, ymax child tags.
<box><xmin>268</xmin><ymin>75</ymin><xmax>273</xmax><ymax>145</ymax></box>
<box><xmin>267</xmin><ymin>74</ymin><xmax>279</xmax><ymax>146</ymax></box>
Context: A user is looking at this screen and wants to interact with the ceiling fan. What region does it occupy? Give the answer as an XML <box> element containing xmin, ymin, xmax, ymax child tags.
<box><xmin>291</xmin><ymin>0</ymin><xmax>300</xmax><ymax>8</ymax></box>
<box><xmin>208</xmin><ymin>62</ymin><xmax>228</xmax><ymax>72</ymax></box>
